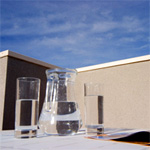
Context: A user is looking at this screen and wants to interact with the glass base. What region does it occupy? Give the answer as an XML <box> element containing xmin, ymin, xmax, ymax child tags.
<box><xmin>86</xmin><ymin>124</ymin><xmax>104</xmax><ymax>136</ymax></box>
<box><xmin>15</xmin><ymin>129</ymin><xmax>37</xmax><ymax>138</ymax></box>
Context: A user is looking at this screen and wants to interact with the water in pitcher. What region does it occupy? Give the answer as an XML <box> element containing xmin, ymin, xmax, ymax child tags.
<box><xmin>39</xmin><ymin>68</ymin><xmax>82</xmax><ymax>135</ymax></box>
<box><xmin>15</xmin><ymin>99</ymin><xmax>38</xmax><ymax>138</ymax></box>
<box><xmin>39</xmin><ymin>101</ymin><xmax>81</xmax><ymax>135</ymax></box>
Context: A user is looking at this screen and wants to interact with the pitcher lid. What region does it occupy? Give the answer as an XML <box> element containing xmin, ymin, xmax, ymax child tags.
<box><xmin>46</xmin><ymin>68</ymin><xmax>77</xmax><ymax>74</ymax></box>
<box><xmin>46</xmin><ymin>68</ymin><xmax>77</xmax><ymax>81</ymax></box>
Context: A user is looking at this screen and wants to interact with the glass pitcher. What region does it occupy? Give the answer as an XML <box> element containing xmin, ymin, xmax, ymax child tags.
<box><xmin>39</xmin><ymin>68</ymin><xmax>82</xmax><ymax>135</ymax></box>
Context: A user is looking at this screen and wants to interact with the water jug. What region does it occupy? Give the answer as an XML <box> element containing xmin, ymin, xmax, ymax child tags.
<box><xmin>39</xmin><ymin>68</ymin><xmax>82</xmax><ymax>135</ymax></box>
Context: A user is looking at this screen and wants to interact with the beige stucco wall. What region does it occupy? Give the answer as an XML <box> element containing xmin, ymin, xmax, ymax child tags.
<box><xmin>75</xmin><ymin>60</ymin><xmax>150</xmax><ymax>129</ymax></box>
<box><xmin>0</xmin><ymin>57</ymin><xmax>8</xmax><ymax>130</ymax></box>
<box><xmin>0</xmin><ymin>50</ymin><xmax>149</xmax><ymax>130</ymax></box>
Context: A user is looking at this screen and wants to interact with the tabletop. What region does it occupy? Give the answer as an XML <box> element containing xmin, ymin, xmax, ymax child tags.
<box><xmin>0</xmin><ymin>129</ymin><xmax>149</xmax><ymax>150</ymax></box>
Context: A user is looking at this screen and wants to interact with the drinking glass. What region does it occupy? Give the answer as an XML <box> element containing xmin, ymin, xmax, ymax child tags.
<box><xmin>84</xmin><ymin>82</ymin><xmax>104</xmax><ymax>135</ymax></box>
<box><xmin>15</xmin><ymin>77</ymin><xmax>40</xmax><ymax>138</ymax></box>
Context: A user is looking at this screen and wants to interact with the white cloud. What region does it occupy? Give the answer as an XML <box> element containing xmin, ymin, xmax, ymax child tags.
<box><xmin>119</xmin><ymin>37</ymin><xmax>136</xmax><ymax>43</ymax></box>
<box><xmin>92</xmin><ymin>21</ymin><xmax>118</xmax><ymax>32</ymax></box>
<box><xmin>136</xmin><ymin>44</ymin><xmax>149</xmax><ymax>50</ymax></box>
<box><xmin>121</xmin><ymin>16</ymin><xmax>145</xmax><ymax>32</ymax></box>
<box><xmin>1</xmin><ymin>1</ymin><xmax>149</xmax><ymax>68</ymax></box>
<box><xmin>91</xmin><ymin>16</ymin><xmax>146</xmax><ymax>34</ymax></box>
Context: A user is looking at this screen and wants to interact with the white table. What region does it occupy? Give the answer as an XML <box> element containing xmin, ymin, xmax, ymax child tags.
<box><xmin>0</xmin><ymin>130</ymin><xmax>149</xmax><ymax>150</ymax></box>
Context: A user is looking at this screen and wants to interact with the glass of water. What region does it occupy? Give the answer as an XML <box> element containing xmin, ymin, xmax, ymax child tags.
<box><xmin>15</xmin><ymin>77</ymin><xmax>40</xmax><ymax>138</ymax></box>
<box><xmin>84</xmin><ymin>82</ymin><xmax>104</xmax><ymax>135</ymax></box>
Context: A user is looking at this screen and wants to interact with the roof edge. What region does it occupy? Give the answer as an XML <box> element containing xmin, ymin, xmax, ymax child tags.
<box><xmin>0</xmin><ymin>50</ymin><xmax>60</xmax><ymax>69</ymax></box>
<box><xmin>76</xmin><ymin>55</ymin><xmax>150</xmax><ymax>73</ymax></box>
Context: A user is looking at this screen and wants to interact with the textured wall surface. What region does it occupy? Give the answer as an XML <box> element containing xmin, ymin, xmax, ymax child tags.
<box><xmin>0</xmin><ymin>55</ymin><xmax>57</xmax><ymax>130</ymax></box>
<box><xmin>75</xmin><ymin>61</ymin><xmax>150</xmax><ymax>129</ymax></box>
<box><xmin>1</xmin><ymin>51</ymin><xmax>149</xmax><ymax>130</ymax></box>
<box><xmin>0</xmin><ymin>57</ymin><xmax>8</xmax><ymax>130</ymax></box>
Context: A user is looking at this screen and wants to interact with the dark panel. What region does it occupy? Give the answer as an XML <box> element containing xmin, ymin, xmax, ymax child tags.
<box><xmin>98</xmin><ymin>96</ymin><xmax>103</xmax><ymax>124</ymax></box>
<box><xmin>20</xmin><ymin>100</ymin><xmax>32</xmax><ymax>126</ymax></box>
<box><xmin>3</xmin><ymin>56</ymin><xmax>54</xmax><ymax>130</ymax></box>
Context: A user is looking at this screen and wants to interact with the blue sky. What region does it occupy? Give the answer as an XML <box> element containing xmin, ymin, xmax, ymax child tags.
<box><xmin>0</xmin><ymin>0</ymin><xmax>149</xmax><ymax>69</ymax></box>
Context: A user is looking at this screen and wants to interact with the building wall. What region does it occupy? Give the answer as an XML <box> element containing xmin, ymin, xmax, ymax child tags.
<box><xmin>1</xmin><ymin>50</ymin><xmax>150</xmax><ymax>130</ymax></box>
<box><xmin>0</xmin><ymin>50</ymin><xmax>59</xmax><ymax>130</ymax></box>
<box><xmin>0</xmin><ymin>57</ymin><xmax>8</xmax><ymax>130</ymax></box>
<box><xmin>75</xmin><ymin>60</ymin><xmax>150</xmax><ymax>129</ymax></box>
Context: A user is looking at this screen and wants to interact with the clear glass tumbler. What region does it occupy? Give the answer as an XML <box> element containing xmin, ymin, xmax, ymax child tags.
<box><xmin>84</xmin><ymin>82</ymin><xmax>104</xmax><ymax>135</ymax></box>
<box><xmin>15</xmin><ymin>77</ymin><xmax>40</xmax><ymax>138</ymax></box>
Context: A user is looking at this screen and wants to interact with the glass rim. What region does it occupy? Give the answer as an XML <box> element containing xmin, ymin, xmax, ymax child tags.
<box><xmin>84</xmin><ymin>82</ymin><xmax>104</xmax><ymax>86</ymax></box>
<box><xmin>17</xmin><ymin>77</ymin><xmax>41</xmax><ymax>82</ymax></box>
<box><xmin>46</xmin><ymin>68</ymin><xmax>77</xmax><ymax>74</ymax></box>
